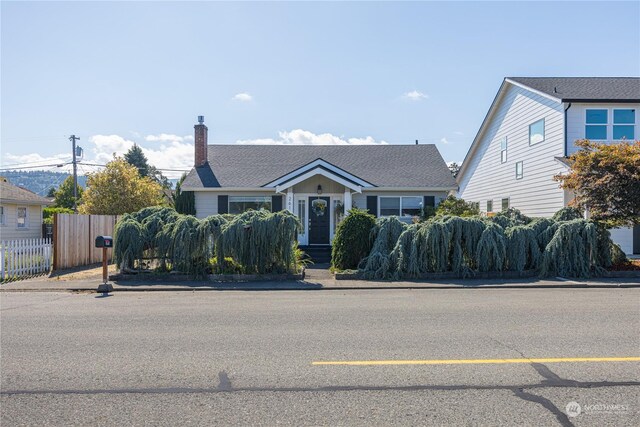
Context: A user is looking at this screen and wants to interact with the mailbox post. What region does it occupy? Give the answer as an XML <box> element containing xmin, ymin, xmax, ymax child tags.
<box><xmin>95</xmin><ymin>236</ymin><xmax>113</xmax><ymax>293</ymax></box>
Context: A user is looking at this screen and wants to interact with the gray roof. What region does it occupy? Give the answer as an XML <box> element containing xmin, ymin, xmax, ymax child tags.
<box><xmin>183</xmin><ymin>145</ymin><xmax>457</xmax><ymax>189</ymax></box>
<box><xmin>508</xmin><ymin>77</ymin><xmax>640</xmax><ymax>102</ymax></box>
<box><xmin>0</xmin><ymin>180</ymin><xmax>53</xmax><ymax>205</ymax></box>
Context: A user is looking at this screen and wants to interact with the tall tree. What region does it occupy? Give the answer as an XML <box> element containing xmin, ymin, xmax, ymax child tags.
<box><xmin>53</xmin><ymin>176</ymin><xmax>83</xmax><ymax>209</ymax></box>
<box><xmin>124</xmin><ymin>144</ymin><xmax>172</xmax><ymax>189</ymax></box>
<box><xmin>554</xmin><ymin>139</ymin><xmax>640</xmax><ymax>227</ymax></box>
<box><xmin>79</xmin><ymin>158</ymin><xmax>164</xmax><ymax>215</ymax></box>
<box><xmin>173</xmin><ymin>173</ymin><xmax>195</xmax><ymax>215</ymax></box>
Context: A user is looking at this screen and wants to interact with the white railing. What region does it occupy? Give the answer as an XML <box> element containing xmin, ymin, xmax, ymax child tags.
<box><xmin>0</xmin><ymin>238</ymin><xmax>52</xmax><ymax>281</ymax></box>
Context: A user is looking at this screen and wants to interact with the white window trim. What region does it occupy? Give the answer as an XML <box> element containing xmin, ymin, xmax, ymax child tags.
<box><xmin>585</xmin><ymin>108</ymin><xmax>609</xmax><ymax>141</ymax></box>
<box><xmin>515</xmin><ymin>161</ymin><xmax>523</xmax><ymax>180</ymax></box>
<box><xmin>378</xmin><ymin>196</ymin><xmax>423</xmax><ymax>218</ymax></box>
<box><xmin>501</xmin><ymin>197</ymin><xmax>510</xmax><ymax>211</ymax></box>
<box><xmin>500</xmin><ymin>136</ymin><xmax>507</xmax><ymax>164</ymax></box>
<box><xmin>16</xmin><ymin>206</ymin><xmax>28</xmax><ymax>229</ymax></box>
<box><xmin>528</xmin><ymin>118</ymin><xmax>545</xmax><ymax>146</ymax></box>
<box><xmin>0</xmin><ymin>205</ymin><xmax>5</xmax><ymax>226</ymax></box>
<box><xmin>612</xmin><ymin>108</ymin><xmax>636</xmax><ymax>141</ymax></box>
<box><xmin>486</xmin><ymin>200</ymin><xmax>493</xmax><ymax>213</ymax></box>
<box><xmin>228</xmin><ymin>196</ymin><xmax>272</xmax><ymax>214</ymax></box>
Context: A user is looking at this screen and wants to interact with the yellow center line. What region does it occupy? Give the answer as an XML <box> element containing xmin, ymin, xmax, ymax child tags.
<box><xmin>312</xmin><ymin>357</ymin><xmax>640</xmax><ymax>366</ymax></box>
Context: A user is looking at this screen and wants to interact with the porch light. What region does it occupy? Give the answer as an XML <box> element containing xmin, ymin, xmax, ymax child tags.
<box><xmin>317</xmin><ymin>185</ymin><xmax>323</xmax><ymax>195</ymax></box>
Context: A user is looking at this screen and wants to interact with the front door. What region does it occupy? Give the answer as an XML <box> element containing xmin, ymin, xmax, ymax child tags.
<box><xmin>308</xmin><ymin>197</ymin><xmax>330</xmax><ymax>245</ymax></box>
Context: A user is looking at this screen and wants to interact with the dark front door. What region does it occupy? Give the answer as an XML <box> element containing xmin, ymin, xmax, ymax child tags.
<box><xmin>309</xmin><ymin>197</ymin><xmax>330</xmax><ymax>245</ymax></box>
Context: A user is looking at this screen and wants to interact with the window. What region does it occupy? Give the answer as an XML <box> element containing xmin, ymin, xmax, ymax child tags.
<box><xmin>501</xmin><ymin>198</ymin><xmax>509</xmax><ymax>211</ymax></box>
<box><xmin>500</xmin><ymin>137</ymin><xmax>507</xmax><ymax>163</ymax></box>
<box><xmin>17</xmin><ymin>207</ymin><xmax>27</xmax><ymax>228</ymax></box>
<box><xmin>486</xmin><ymin>200</ymin><xmax>493</xmax><ymax>213</ymax></box>
<box><xmin>379</xmin><ymin>197</ymin><xmax>400</xmax><ymax>216</ymax></box>
<box><xmin>228</xmin><ymin>196</ymin><xmax>272</xmax><ymax>214</ymax></box>
<box><xmin>297</xmin><ymin>199</ymin><xmax>306</xmax><ymax>236</ymax></box>
<box><xmin>515</xmin><ymin>161</ymin><xmax>523</xmax><ymax>180</ymax></box>
<box><xmin>401</xmin><ymin>197</ymin><xmax>422</xmax><ymax>217</ymax></box>
<box><xmin>613</xmin><ymin>109</ymin><xmax>635</xmax><ymax>140</ymax></box>
<box><xmin>529</xmin><ymin>119</ymin><xmax>545</xmax><ymax>145</ymax></box>
<box><xmin>585</xmin><ymin>109</ymin><xmax>608</xmax><ymax>140</ymax></box>
<box><xmin>0</xmin><ymin>206</ymin><xmax>4</xmax><ymax>225</ymax></box>
<box><xmin>379</xmin><ymin>196</ymin><xmax>423</xmax><ymax>217</ymax></box>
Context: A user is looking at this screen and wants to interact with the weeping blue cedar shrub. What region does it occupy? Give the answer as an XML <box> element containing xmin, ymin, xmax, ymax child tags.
<box><xmin>113</xmin><ymin>216</ymin><xmax>145</xmax><ymax>270</ymax></box>
<box><xmin>489</xmin><ymin>208</ymin><xmax>531</xmax><ymax>229</ymax></box>
<box><xmin>170</xmin><ymin>215</ymin><xmax>206</xmax><ymax>275</ymax></box>
<box><xmin>475</xmin><ymin>222</ymin><xmax>507</xmax><ymax>272</ymax></box>
<box><xmin>441</xmin><ymin>216</ymin><xmax>486</xmax><ymax>273</ymax></box>
<box><xmin>505</xmin><ymin>225</ymin><xmax>540</xmax><ymax>272</ymax></box>
<box><xmin>196</xmin><ymin>215</ymin><xmax>228</xmax><ymax>265</ymax></box>
<box><xmin>539</xmin><ymin>219</ymin><xmax>601</xmax><ymax>278</ymax></box>
<box><xmin>552</xmin><ymin>207</ymin><xmax>583</xmax><ymax>222</ymax></box>
<box><xmin>358</xmin><ymin>216</ymin><xmax>407</xmax><ymax>279</ymax></box>
<box><xmin>218</xmin><ymin>210</ymin><xmax>301</xmax><ymax>274</ymax></box>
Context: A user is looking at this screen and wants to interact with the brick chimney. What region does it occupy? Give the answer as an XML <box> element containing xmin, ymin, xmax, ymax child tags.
<box><xmin>194</xmin><ymin>115</ymin><xmax>208</xmax><ymax>167</ymax></box>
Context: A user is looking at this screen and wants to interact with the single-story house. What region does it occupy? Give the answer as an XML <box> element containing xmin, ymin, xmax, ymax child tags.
<box><xmin>0</xmin><ymin>177</ymin><xmax>53</xmax><ymax>240</ymax></box>
<box><xmin>456</xmin><ymin>77</ymin><xmax>640</xmax><ymax>254</ymax></box>
<box><xmin>181</xmin><ymin>117</ymin><xmax>457</xmax><ymax>246</ymax></box>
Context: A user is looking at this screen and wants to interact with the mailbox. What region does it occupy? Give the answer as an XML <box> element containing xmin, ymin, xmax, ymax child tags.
<box><xmin>95</xmin><ymin>235</ymin><xmax>113</xmax><ymax>248</ymax></box>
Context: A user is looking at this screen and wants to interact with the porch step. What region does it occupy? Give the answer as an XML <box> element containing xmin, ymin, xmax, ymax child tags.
<box><xmin>300</xmin><ymin>246</ymin><xmax>332</xmax><ymax>264</ymax></box>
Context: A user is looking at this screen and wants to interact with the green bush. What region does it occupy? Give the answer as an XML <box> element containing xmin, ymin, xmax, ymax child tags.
<box><xmin>42</xmin><ymin>207</ymin><xmax>74</xmax><ymax>224</ymax></box>
<box><xmin>435</xmin><ymin>195</ymin><xmax>480</xmax><ymax>217</ymax></box>
<box><xmin>331</xmin><ymin>208</ymin><xmax>376</xmax><ymax>271</ymax></box>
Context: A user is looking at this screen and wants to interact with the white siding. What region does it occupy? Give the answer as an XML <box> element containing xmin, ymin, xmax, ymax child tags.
<box><xmin>194</xmin><ymin>193</ymin><xmax>218</xmax><ymax>218</ymax></box>
<box><xmin>458</xmin><ymin>84</ymin><xmax>566</xmax><ymax>218</ymax></box>
<box><xmin>566</xmin><ymin>103</ymin><xmax>640</xmax><ymax>155</ymax></box>
<box><xmin>609</xmin><ymin>227</ymin><xmax>633</xmax><ymax>255</ymax></box>
<box><xmin>0</xmin><ymin>204</ymin><xmax>43</xmax><ymax>240</ymax></box>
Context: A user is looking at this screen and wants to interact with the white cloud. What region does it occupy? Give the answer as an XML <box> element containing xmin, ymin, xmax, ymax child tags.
<box><xmin>403</xmin><ymin>90</ymin><xmax>428</xmax><ymax>101</ymax></box>
<box><xmin>90</xmin><ymin>135</ymin><xmax>135</xmax><ymax>164</ymax></box>
<box><xmin>236</xmin><ymin>129</ymin><xmax>388</xmax><ymax>145</ymax></box>
<box><xmin>3</xmin><ymin>152</ymin><xmax>71</xmax><ymax>166</ymax></box>
<box><xmin>440</xmin><ymin>137</ymin><xmax>450</xmax><ymax>144</ymax></box>
<box><xmin>232</xmin><ymin>92</ymin><xmax>253</xmax><ymax>102</ymax></box>
<box><xmin>144</xmin><ymin>134</ymin><xmax>191</xmax><ymax>143</ymax></box>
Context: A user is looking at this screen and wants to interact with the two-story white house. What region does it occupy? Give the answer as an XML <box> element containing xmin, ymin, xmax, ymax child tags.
<box><xmin>457</xmin><ymin>77</ymin><xmax>639</xmax><ymax>255</ymax></box>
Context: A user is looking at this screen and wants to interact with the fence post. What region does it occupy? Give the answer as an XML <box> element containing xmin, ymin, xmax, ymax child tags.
<box><xmin>52</xmin><ymin>213</ymin><xmax>58</xmax><ymax>270</ymax></box>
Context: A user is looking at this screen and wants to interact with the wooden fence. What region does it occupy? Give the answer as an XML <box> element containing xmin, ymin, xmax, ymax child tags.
<box><xmin>0</xmin><ymin>238</ymin><xmax>52</xmax><ymax>281</ymax></box>
<box><xmin>53</xmin><ymin>213</ymin><xmax>119</xmax><ymax>270</ymax></box>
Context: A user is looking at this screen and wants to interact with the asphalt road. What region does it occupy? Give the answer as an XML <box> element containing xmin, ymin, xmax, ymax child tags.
<box><xmin>1</xmin><ymin>289</ymin><xmax>639</xmax><ymax>426</ymax></box>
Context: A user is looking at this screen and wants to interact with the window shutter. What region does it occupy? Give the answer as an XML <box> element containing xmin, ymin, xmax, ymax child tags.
<box><xmin>217</xmin><ymin>195</ymin><xmax>228</xmax><ymax>214</ymax></box>
<box><xmin>271</xmin><ymin>195</ymin><xmax>283</xmax><ymax>212</ymax></box>
<box><xmin>423</xmin><ymin>196</ymin><xmax>435</xmax><ymax>208</ymax></box>
<box><xmin>366</xmin><ymin>196</ymin><xmax>378</xmax><ymax>217</ymax></box>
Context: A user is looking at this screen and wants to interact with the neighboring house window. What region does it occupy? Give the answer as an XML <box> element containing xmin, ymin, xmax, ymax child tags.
<box><xmin>297</xmin><ymin>199</ymin><xmax>306</xmax><ymax>236</ymax></box>
<box><xmin>515</xmin><ymin>161</ymin><xmax>523</xmax><ymax>180</ymax></box>
<box><xmin>228</xmin><ymin>196</ymin><xmax>272</xmax><ymax>214</ymax></box>
<box><xmin>501</xmin><ymin>198</ymin><xmax>509</xmax><ymax>211</ymax></box>
<box><xmin>0</xmin><ymin>206</ymin><xmax>4</xmax><ymax>225</ymax></box>
<box><xmin>529</xmin><ymin>119</ymin><xmax>545</xmax><ymax>145</ymax></box>
<box><xmin>585</xmin><ymin>109</ymin><xmax>608</xmax><ymax>140</ymax></box>
<box><xmin>379</xmin><ymin>196</ymin><xmax>423</xmax><ymax>217</ymax></box>
<box><xmin>500</xmin><ymin>137</ymin><xmax>507</xmax><ymax>163</ymax></box>
<box><xmin>486</xmin><ymin>200</ymin><xmax>493</xmax><ymax>213</ymax></box>
<box><xmin>17</xmin><ymin>207</ymin><xmax>27</xmax><ymax>228</ymax></box>
<box><xmin>613</xmin><ymin>109</ymin><xmax>635</xmax><ymax>140</ymax></box>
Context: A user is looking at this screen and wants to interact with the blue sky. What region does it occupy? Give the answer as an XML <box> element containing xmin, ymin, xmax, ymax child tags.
<box><xmin>1</xmin><ymin>1</ymin><xmax>639</xmax><ymax>178</ymax></box>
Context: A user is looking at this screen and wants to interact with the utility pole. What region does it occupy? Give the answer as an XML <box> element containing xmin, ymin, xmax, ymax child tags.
<box><xmin>69</xmin><ymin>135</ymin><xmax>80</xmax><ymax>213</ymax></box>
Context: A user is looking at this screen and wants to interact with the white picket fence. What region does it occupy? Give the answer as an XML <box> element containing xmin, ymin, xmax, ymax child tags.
<box><xmin>0</xmin><ymin>238</ymin><xmax>52</xmax><ymax>281</ymax></box>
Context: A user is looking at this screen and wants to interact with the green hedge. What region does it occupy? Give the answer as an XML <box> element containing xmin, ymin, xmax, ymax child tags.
<box><xmin>331</xmin><ymin>208</ymin><xmax>376</xmax><ymax>270</ymax></box>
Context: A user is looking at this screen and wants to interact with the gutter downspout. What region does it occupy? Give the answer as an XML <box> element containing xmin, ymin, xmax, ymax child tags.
<box><xmin>564</xmin><ymin>102</ymin><xmax>572</xmax><ymax>157</ymax></box>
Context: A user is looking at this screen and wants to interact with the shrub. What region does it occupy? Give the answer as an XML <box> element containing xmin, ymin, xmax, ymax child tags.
<box><xmin>42</xmin><ymin>207</ymin><xmax>74</xmax><ymax>224</ymax></box>
<box><xmin>435</xmin><ymin>195</ymin><xmax>480</xmax><ymax>217</ymax></box>
<box><xmin>331</xmin><ymin>209</ymin><xmax>376</xmax><ymax>270</ymax></box>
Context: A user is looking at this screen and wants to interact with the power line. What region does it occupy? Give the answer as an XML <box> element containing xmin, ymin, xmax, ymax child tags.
<box><xmin>0</xmin><ymin>163</ymin><xmax>70</xmax><ymax>171</ymax></box>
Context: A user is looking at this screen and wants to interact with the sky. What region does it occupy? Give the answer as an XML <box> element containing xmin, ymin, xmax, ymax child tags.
<box><xmin>1</xmin><ymin>1</ymin><xmax>639</xmax><ymax>179</ymax></box>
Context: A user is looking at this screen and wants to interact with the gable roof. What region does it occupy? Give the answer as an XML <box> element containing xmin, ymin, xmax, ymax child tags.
<box><xmin>507</xmin><ymin>77</ymin><xmax>640</xmax><ymax>102</ymax></box>
<box><xmin>182</xmin><ymin>145</ymin><xmax>457</xmax><ymax>190</ymax></box>
<box><xmin>456</xmin><ymin>76</ymin><xmax>640</xmax><ymax>184</ymax></box>
<box><xmin>0</xmin><ymin>180</ymin><xmax>53</xmax><ymax>205</ymax></box>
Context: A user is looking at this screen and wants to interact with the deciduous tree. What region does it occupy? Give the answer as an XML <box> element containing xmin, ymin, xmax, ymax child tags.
<box><xmin>53</xmin><ymin>176</ymin><xmax>83</xmax><ymax>210</ymax></box>
<box><xmin>554</xmin><ymin>139</ymin><xmax>640</xmax><ymax>227</ymax></box>
<box><xmin>79</xmin><ymin>158</ymin><xmax>164</xmax><ymax>215</ymax></box>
